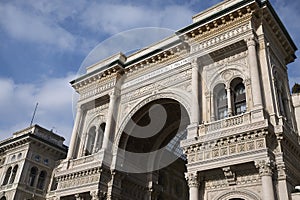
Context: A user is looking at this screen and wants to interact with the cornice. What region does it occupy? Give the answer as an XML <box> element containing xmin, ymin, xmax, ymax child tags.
<box><xmin>124</xmin><ymin>42</ymin><xmax>189</xmax><ymax>76</ymax></box>
<box><xmin>71</xmin><ymin>67</ymin><xmax>123</xmax><ymax>92</ymax></box>
<box><xmin>187</xmin><ymin>13</ymin><xmax>252</xmax><ymax>46</ymax></box>
<box><xmin>176</xmin><ymin>0</ymin><xmax>256</xmax><ymax>36</ymax></box>
<box><xmin>261</xmin><ymin>7</ymin><xmax>297</xmax><ymax>64</ymax></box>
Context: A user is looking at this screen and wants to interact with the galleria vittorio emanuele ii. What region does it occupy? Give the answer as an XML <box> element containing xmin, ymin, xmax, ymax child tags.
<box><xmin>1</xmin><ymin>0</ymin><xmax>300</xmax><ymax>199</ymax></box>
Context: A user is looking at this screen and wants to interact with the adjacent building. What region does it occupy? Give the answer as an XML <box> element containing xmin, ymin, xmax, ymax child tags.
<box><xmin>0</xmin><ymin>125</ymin><xmax>67</xmax><ymax>200</ymax></box>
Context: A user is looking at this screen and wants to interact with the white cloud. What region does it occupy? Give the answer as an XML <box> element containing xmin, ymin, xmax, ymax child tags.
<box><xmin>80</xmin><ymin>3</ymin><xmax>194</xmax><ymax>34</ymax></box>
<box><xmin>0</xmin><ymin>74</ymin><xmax>76</xmax><ymax>145</ymax></box>
<box><xmin>0</xmin><ymin>3</ymin><xmax>76</xmax><ymax>50</ymax></box>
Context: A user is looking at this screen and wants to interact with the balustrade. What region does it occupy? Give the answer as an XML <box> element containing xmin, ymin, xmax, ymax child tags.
<box><xmin>199</xmin><ymin>112</ymin><xmax>251</xmax><ymax>135</ymax></box>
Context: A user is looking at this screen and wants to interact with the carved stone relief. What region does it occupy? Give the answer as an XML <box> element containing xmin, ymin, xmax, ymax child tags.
<box><xmin>185</xmin><ymin>130</ymin><xmax>267</xmax><ymax>164</ymax></box>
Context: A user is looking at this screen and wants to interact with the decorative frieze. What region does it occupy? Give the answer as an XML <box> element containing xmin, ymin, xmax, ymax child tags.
<box><xmin>206</xmin><ymin>174</ymin><xmax>260</xmax><ymax>190</ymax></box>
<box><xmin>123</xmin><ymin>58</ymin><xmax>191</xmax><ymax>88</ymax></box>
<box><xmin>121</xmin><ymin>68</ymin><xmax>192</xmax><ymax>103</ymax></box>
<box><xmin>56</xmin><ymin>167</ymin><xmax>103</xmax><ymax>189</ymax></box>
<box><xmin>59</xmin><ymin>174</ymin><xmax>100</xmax><ymax>189</ymax></box>
<box><xmin>79</xmin><ymin>80</ymin><xmax>116</xmax><ymax>101</ymax></box>
<box><xmin>185</xmin><ymin>130</ymin><xmax>267</xmax><ymax>164</ymax></box>
<box><xmin>86</xmin><ymin>104</ymin><xmax>109</xmax><ymax>117</ymax></box>
<box><xmin>190</xmin><ymin>23</ymin><xmax>251</xmax><ymax>54</ymax></box>
<box><xmin>125</xmin><ymin>43</ymin><xmax>189</xmax><ymax>76</ymax></box>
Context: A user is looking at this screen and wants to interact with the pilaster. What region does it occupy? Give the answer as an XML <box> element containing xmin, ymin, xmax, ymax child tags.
<box><xmin>246</xmin><ymin>36</ymin><xmax>263</xmax><ymax>109</ymax></box>
<box><xmin>255</xmin><ymin>159</ymin><xmax>275</xmax><ymax>200</ymax></box>
<box><xmin>67</xmin><ymin>106</ymin><xmax>82</xmax><ymax>160</ymax></box>
<box><xmin>191</xmin><ymin>59</ymin><xmax>200</xmax><ymax>124</ymax></box>
<box><xmin>102</xmin><ymin>92</ymin><xmax>117</xmax><ymax>151</ymax></box>
<box><xmin>106</xmin><ymin>170</ymin><xmax>124</xmax><ymax>200</ymax></box>
<box><xmin>185</xmin><ymin>172</ymin><xmax>199</xmax><ymax>200</ymax></box>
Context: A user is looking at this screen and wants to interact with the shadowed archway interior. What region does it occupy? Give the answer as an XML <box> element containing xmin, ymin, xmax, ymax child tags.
<box><xmin>118</xmin><ymin>98</ymin><xmax>190</xmax><ymax>200</ymax></box>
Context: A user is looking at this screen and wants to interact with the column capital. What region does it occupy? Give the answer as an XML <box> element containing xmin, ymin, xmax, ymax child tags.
<box><xmin>243</xmin><ymin>78</ymin><xmax>251</xmax><ymax>86</ymax></box>
<box><xmin>277</xmin><ymin>163</ymin><xmax>287</xmax><ymax>179</ymax></box>
<box><xmin>191</xmin><ymin>57</ymin><xmax>198</xmax><ymax>64</ymax></box>
<box><xmin>75</xmin><ymin>194</ymin><xmax>83</xmax><ymax>200</ymax></box>
<box><xmin>255</xmin><ymin>159</ymin><xmax>274</xmax><ymax>176</ymax></box>
<box><xmin>245</xmin><ymin>36</ymin><xmax>257</xmax><ymax>47</ymax></box>
<box><xmin>108</xmin><ymin>91</ymin><xmax>117</xmax><ymax>97</ymax></box>
<box><xmin>90</xmin><ymin>190</ymin><xmax>99</xmax><ymax>200</ymax></box>
<box><xmin>185</xmin><ymin>172</ymin><xmax>199</xmax><ymax>188</ymax></box>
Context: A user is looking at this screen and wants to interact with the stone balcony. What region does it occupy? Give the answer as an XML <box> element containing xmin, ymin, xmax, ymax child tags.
<box><xmin>185</xmin><ymin>110</ymin><xmax>268</xmax><ymax>146</ymax></box>
<box><xmin>199</xmin><ymin>112</ymin><xmax>252</xmax><ymax>136</ymax></box>
<box><xmin>181</xmin><ymin>110</ymin><xmax>271</xmax><ymax>171</ymax></box>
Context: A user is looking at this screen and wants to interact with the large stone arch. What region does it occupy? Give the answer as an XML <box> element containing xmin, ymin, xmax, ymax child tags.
<box><xmin>113</xmin><ymin>91</ymin><xmax>191</xmax><ymax>199</ymax></box>
<box><xmin>114</xmin><ymin>89</ymin><xmax>192</xmax><ymax>150</ymax></box>
<box><xmin>214</xmin><ymin>189</ymin><xmax>261</xmax><ymax>200</ymax></box>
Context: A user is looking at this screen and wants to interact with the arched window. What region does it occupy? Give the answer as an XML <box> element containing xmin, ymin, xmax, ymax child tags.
<box><xmin>9</xmin><ymin>165</ymin><xmax>18</xmax><ymax>184</ymax></box>
<box><xmin>0</xmin><ymin>196</ymin><xmax>7</xmax><ymax>200</ymax></box>
<box><xmin>95</xmin><ymin>123</ymin><xmax>106</xmax><ymax>152</ymax></box>
<box><xmin>231</xmin><ymin>78</ymin><xmax>246</xmax><ymax>115</ymax></box>
<box><xmin>37</xmin><ymin>171</ymin><xmax>47</xmax><ymax>190</ymax></box>
<box><xmin>2</xmin><ymin>167</ymin><xmax>12</xmax><ymax>185</ymax></box>
<box><xmin>29</xmin><ymin>167</ymin><xmax>38</xmax><ymax>187</ymax></box>
<box><xmin>215</xmin><ymin>84</ymin><xmax>228</xmax><ymax>120</ymax></box>
<box><xmin>85</xmin><ymin>126</ymin><xmax>96</xmax><ymax>156</ymax></box>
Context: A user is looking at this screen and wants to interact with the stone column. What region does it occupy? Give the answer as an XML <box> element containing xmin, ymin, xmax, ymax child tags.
<box><xmin>246</xmin><ymin>37</ymin><xmax>262</xmax><ymax>108</ymax></box>
<box><xmin>276</xmin><ymin>162</ymin><xmax>290</xmax><ymax>200</ymax></box>
<box><xmin>67</xmin><ymin>106</ymin><xmax>82</xmax><ymax>159</ymax></box>
<box><xmin>102</xmin><ymin>93</ymin><xmax>117</xmax><ymax>150</ymax></box>
<box><xmin>93</xmin><ymin>126</ymin><xmax>100</xmax><ymax>153</ymax></box>
<box><xmin>185</xmin><ymin>172</ymin><xmax>199</xmax><ymax>200</ymax></box>
<box><xmin>243</xmin><ymin>79</ymin><xmax>252</xmax><ymax>111</ymax></box>
<box><xmin>255</xmin><ymin>160</ymin><xmax>275</xmax><ymax>200</ymax></box>
<box><xmin>107</xmin><ymin>170</ymin><xmax>124</xmax><ymax>200</ymax></box>
<box><xmin>226</xmin><ymin>87</ymin><xmax>232</xmax><ymax>116</ymax></box>
<box><xmin>187</xmin><ymin>60</ymin><xmax>200</xmax><ymax>139</ymax></box>
<box><xmin>191</xmin><ymin>60</ymin><xmax>200</xmax><ymax>124</ymax></box>
<box><xmin>210</xmin><ymin>92</ymin><xmax>215</xmax><ymax>121</ymax></box>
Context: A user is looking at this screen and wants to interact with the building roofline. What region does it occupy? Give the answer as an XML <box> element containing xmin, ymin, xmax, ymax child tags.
<box><xmin>71</xmin><ymin>0</ymin><xmax>297</xmax><ymax>87</ymax></box>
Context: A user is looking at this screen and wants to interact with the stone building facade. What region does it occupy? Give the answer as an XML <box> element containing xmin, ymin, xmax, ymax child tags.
<box><xmin>1</xmin><ymin>0</ymin><xmax>299</xmax><ymax>199</ymax></box>
<box><xmin>0</xmin><ymin>125</ymin><xmax>67</xmax><ymax>200</ymax></box>
<box><xmin>48</xmin><ymin>0</ymin><xmax>300</xmax><ymax>199</ymax></box>
<box><xmin>46</xmin><ymin>0</ymin><xmax>300</xmax><ymax>199</ymax></box>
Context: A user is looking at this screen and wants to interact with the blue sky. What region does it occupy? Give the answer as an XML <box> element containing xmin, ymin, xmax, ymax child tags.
<box><xmin>0</xmin><ymin>0</ymin><xmax>299</xmax><ymax>144</ymax></box>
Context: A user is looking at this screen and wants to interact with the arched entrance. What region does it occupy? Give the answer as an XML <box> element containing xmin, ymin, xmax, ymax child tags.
<box><xmin>215</xmin><ymin>190</ymin><xmax>261</xmax><ymax>200</ymax></box>
<box><xmin>117</xmin><ymin>98</ymin><xmax>190</xmax><ymax>199</ymax></box>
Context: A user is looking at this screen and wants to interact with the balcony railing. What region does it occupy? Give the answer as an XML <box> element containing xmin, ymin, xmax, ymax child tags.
<box><xmin>68</xmin><ymin>150</ymin><xmax>104</xmax><ymax>168</ymax></box>
<box><xmin>199</xmin><ymin>112</ymin><xmax>251</xmax><ymax>135</ymax></box>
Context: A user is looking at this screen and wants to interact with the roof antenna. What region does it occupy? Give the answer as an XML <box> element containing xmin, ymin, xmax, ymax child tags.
<box><xmin>30</xmin><ymin>102</ymin><xmax>39</xmax><ymax>126</ymax></box>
